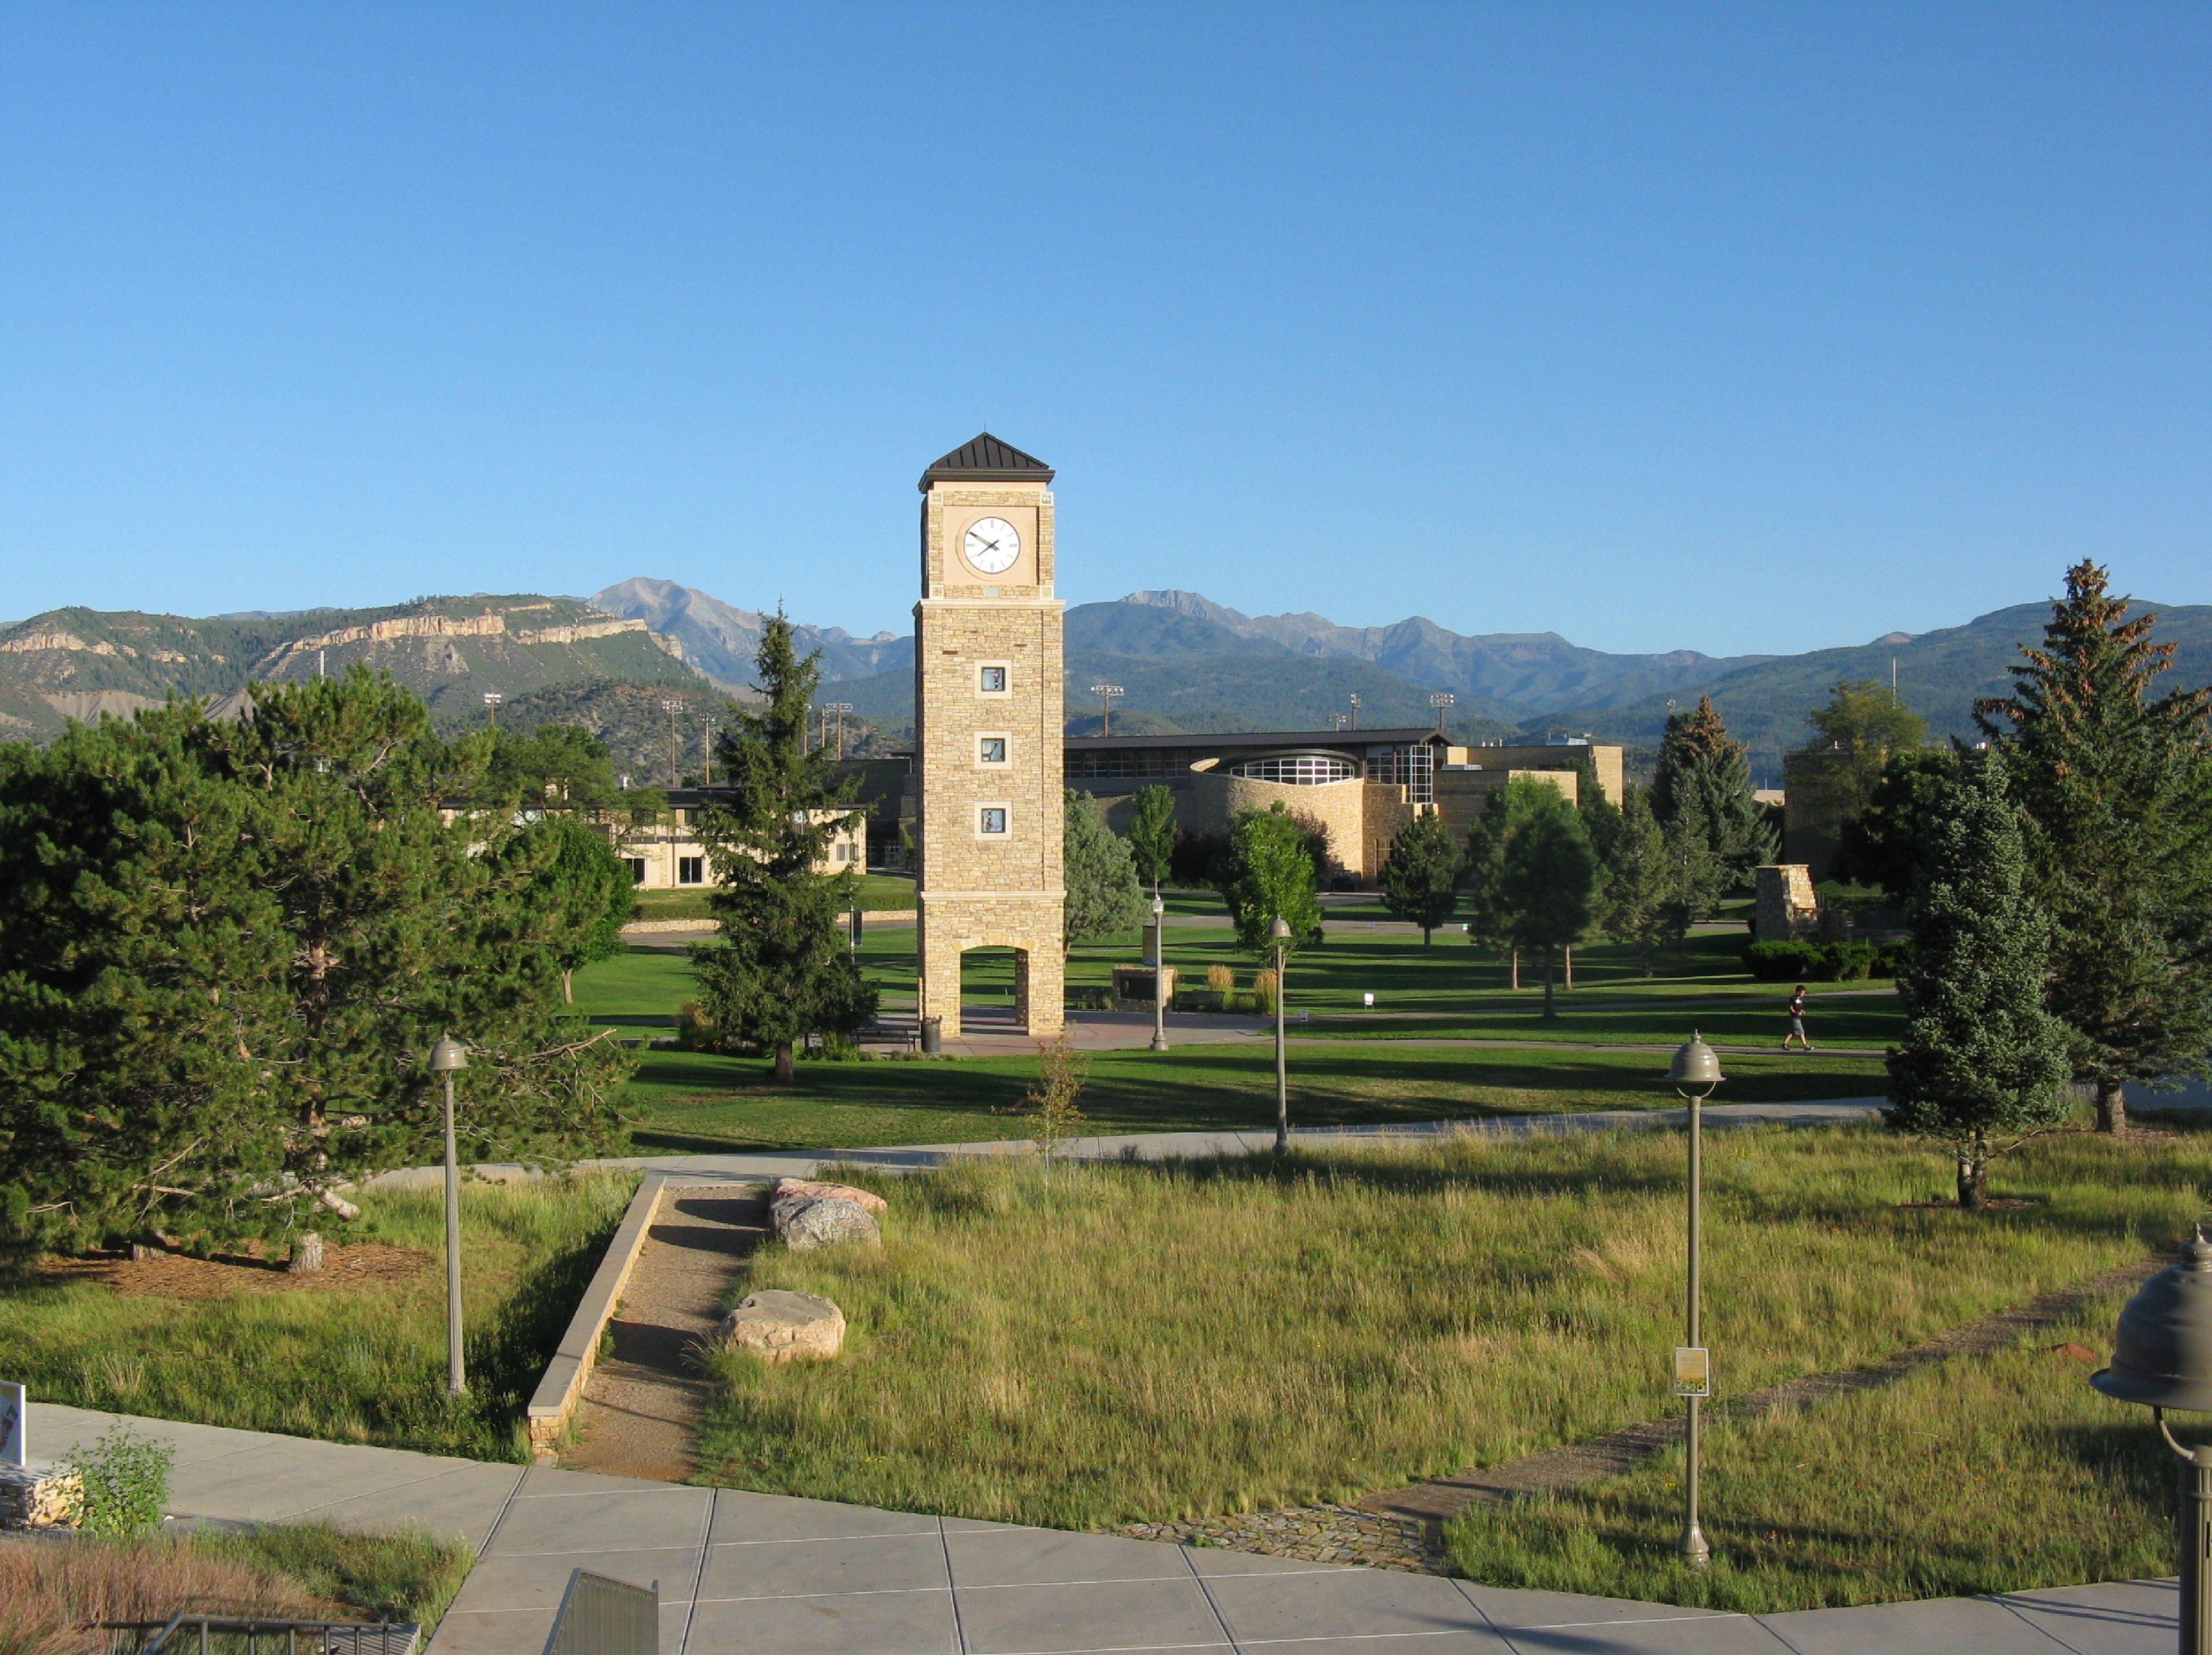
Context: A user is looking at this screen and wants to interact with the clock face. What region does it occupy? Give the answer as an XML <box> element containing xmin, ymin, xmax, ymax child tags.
<box><xmin>962</xmin><ymin>517</ymin><xmax>1021</xmax><ymax>575</ymax></box>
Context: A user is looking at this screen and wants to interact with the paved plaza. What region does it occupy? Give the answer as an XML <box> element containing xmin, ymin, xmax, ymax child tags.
<box><xmin>25</xmin><ymin>1403</ymin><xmax>2183</xmax><ymax>1653</ymax></box>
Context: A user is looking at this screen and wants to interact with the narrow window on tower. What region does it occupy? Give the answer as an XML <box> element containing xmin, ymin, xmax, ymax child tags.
<box><xmin>978</xmin><ymin>806</ymin><xmax>1009</xmax><ymax>836</ymax></box>
<box><xmin>978</xmin><ymin>664</ymin><xmax>1010</xmax><ymax>695</ymax></box>
<box><xmin>978</xmin><ymin>735</ymin><xmax>1009</xmax><ymax>766</ymax></box>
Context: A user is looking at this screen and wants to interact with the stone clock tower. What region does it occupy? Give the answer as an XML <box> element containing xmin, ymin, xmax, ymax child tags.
<box><xmin>914</xmin><ymin>434</ymin><xmax>1065</xmax><ymax>1038</ymax></box>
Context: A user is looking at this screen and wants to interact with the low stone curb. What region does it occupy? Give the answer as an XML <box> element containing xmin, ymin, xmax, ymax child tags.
<box><xmin>524</xmin><ymin>1172</ymin><xmax>668</xmax><ymax>1456</ymax></box>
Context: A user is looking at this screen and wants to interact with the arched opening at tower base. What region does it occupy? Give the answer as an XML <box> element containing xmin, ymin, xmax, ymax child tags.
<box><xmin>916</xmin><ymin>933</ymin><xmax>1063</xmax><ymax>1040</ymax></box>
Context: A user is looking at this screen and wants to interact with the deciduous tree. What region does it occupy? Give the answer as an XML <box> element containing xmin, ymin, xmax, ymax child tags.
<box><xmin>1886</xmin><ymin>752</ymin><xmax>2073</xmax><ymax>1207</ymax></box>
<box><xmin>1125</xmin><ymin>785</ymin><xmax>1177</xmax><ymax>889</ymax></box>
<box><xmin>1218</xmin><ymin>802</ymin><xmax>1324</xmax><ymax>957</ymax></box>
<box><xmin>1468</xmin><ymin>778</ymin><xmax>1596</xmax><ymax>1018</ymax></box>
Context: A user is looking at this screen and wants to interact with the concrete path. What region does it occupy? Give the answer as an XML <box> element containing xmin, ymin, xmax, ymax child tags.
<box><xmin>369</xmin><ymin>1100</ymin><xmax>1892</xmax><ymax>1194</ymax></box>
<box><xmin>24</xmin><ymin>1403</ymin><xmax>2179</xmax><ymax>1653</ymax></box>
<box><xmin>562</xmin><ymin>1187</ymin><xmax>766</xmax><ymax>1484</ymax></box>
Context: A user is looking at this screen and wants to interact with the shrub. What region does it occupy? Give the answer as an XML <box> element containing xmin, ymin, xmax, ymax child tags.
<box><xmin>675</xmin><ymin>999</ymin><xmax>721</xmax><ymax>1052</ymax></box>
<box><xmin>1205</xmin><ymin>964</ymin><xmax>1234</xmax><ymax>993</ymax></box>
<box><xmin>1828</xmin><ymin>941</ymin><xmax>1879</xmax><ymax>983</ymax></box>
<box><xmin>1743</xmin><ymin>940</ymin><xmax>1829</xmax><ymax>982</ymax></box>
<box><xmin>1251</xmin><ymin>968</ymin><xmax>1280</xmax><ymax>1015</ymax></box>
<box><xmin>59</xmin><ymin>1425</ymin><xmax>173</xmax><ymax>1539</ymax></box>
<box><xmin>1874</xmin><ymin>940</ymin><xmax>1914</xmax><ymax>979</ymax></box>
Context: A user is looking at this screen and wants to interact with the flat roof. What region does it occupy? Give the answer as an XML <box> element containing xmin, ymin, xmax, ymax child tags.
<box><xmin>1064</xmin><ymin>726</ymin><xmax>1447</xmax><ymax>752</ymax></box>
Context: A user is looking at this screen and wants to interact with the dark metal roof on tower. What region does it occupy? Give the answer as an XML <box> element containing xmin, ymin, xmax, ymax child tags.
<box><xmin>919</xmin><ymin>433</ymin><xmax>1055</xmax><ymax>490</ymax></box>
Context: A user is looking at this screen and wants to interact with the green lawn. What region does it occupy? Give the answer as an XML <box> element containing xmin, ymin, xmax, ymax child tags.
<box><xmin>694</xmin><ymin>1124</ymin><xmax>2194</xmax><ymax>1581</ymax></box>
<box><xmin>0</xmin><ymin>1175</ymin><xmax>635</xmax><ymax>1461</ymax></box>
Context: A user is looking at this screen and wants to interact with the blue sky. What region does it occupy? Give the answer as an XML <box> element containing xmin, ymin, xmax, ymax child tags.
<box><xmin>3</xmin><ymin>4</ymin><xmax>2206</xmax><ymax>656</ymax></box>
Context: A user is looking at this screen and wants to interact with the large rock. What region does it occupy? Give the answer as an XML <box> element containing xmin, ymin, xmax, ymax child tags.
<box><xmin>718</xmin><ymin>1290</ymin><xmax>846</xmax><ymax>1363</ymax></box>
<box><xmin>771</xmin><ymin>1195</ymin><xmax>882</xmax><ymax>1250</ymax></box>
<box><xmin>771</xmin><ymin>1176</ymin><xmax>888</xmax><ymax>1215</ymax></box>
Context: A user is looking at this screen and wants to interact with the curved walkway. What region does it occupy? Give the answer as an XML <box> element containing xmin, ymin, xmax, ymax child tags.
<box><xmin>25</xmin><ymin>1402</ymin><xmax>2176</xmax><ymax>1653</ymax></box>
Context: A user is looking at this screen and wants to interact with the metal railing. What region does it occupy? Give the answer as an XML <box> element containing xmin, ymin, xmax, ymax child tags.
<box><xmin>104</xmin><ymin>1615</ymin><xmax>418</xmax><ymax>1655</ymax></box>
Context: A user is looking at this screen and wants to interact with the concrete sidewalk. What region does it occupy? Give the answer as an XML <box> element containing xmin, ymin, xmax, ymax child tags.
<box><xmin>28</xmin><ymin>1403</ymin><xmax>2177</xmax><ymax>1653</ymax></box>
<box><xmin>366</xmin><ymin>1098</ymin><xmax>1891</xmax><ymax>1194</ymax></box>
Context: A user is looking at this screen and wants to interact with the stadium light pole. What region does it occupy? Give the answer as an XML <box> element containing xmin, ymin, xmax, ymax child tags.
<box><xmin>482</xmin><ymin>691</ymin><xmax>501</xmax><ymax>729</ymax></box>
<box><xmin>1348</xmin><ymin>694</ymin><xmax>1361</xmax><ymax>732</ymax></box>
<box><xmin>1089</xmin><ymin>683</ymin><xmax>1124</xmax><ymax>737</ymax></box>
<box><xmin>827</xmin><ymin>702</ymin><xmax>854</xmax><ymax>760</ymax></box>
<box><xmin>660</xmin><ymin>699</ymin><xmax>685</xmax><ymax>788</ymax></box>
<box><xmin>1430</xmin><ymin>691</ymin><xmax>1455</xmax><ymax>736</ymax></box>
<box><xmin>429</xmin><ymin>1036</ymin><xmax>469</xmax><ymax>1395</ymax></box>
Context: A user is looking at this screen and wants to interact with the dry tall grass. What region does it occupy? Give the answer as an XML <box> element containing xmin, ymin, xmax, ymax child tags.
<box><xmin>0</xmin><ymin>1536</ymin><xmax>335</xmax><ymax>1655</ymax></box>
<box><xmin>695</xmin><ymin>1126</ymin><xmax>2212</xmax><ymax>1531</ymax></box>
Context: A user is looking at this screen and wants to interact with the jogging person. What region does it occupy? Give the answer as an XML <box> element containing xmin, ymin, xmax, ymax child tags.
<box><xmin>1782</xmin><ymin>984</ymin><xmax>1815</xmax><ymax>1051</ymax></box>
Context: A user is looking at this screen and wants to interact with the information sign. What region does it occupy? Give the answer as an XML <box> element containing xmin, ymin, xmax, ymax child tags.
<box><xmin>1672</xmin><ymin>1347</ymin><xmax>1711</xmax><ymax>1399</ymax></box>
<box><xmin>0</xmin><ymin>1381</ymin><xmax>24</xmax><ymax>1468</ymax></box>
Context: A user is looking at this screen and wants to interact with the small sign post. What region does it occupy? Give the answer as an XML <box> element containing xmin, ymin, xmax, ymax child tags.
<box><xmin>1</xmin><ymin>1381</ymin><xmax>25</xmax><ymax>1469</ymax></box>
<box><xmin>1672</xmin><ymin>1347</ymin><xmax>1711</xmax><ymax>1399</ymax></box>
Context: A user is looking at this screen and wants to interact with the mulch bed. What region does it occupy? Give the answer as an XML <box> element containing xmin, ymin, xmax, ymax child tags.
<box><xmin>39</xmin><ymin>1242</ymin><xmax>433</xmax><ymax>1300</ymax></box>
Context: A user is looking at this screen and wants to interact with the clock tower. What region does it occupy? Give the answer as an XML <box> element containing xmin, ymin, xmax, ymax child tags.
<box><xmin>914</xmin><ymin>434</ymin><xmax>1065</xmax><ymax>1038</ymax></box>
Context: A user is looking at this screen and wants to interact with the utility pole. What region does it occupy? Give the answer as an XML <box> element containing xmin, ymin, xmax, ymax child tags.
<box><xmin>482</xmin><ymin>691</ymin><xmax>501</xmax><ymax>729</ymax></box>
<box><xmin>661</xmin><ymin>698</ymin><xmax>685</xmax><ymax>788</ymax></box>
<box><xmin>1429</xmin><ymin>691</ymin><xmax>1455</xmax><ymax>737</ymax></box>
<box><xmin>826</xmin><ymin>702</ymin><xmax>854</xmax><ymax>761</ymax></box>
<box><xmin>1089</xmin><ymin>683</ymin><xmax>1124</xmax><ymax>737</ymax></box>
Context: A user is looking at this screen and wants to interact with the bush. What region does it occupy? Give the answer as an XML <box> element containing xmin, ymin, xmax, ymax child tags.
<box><xmin>1251</xmin><ymin>968</ymin><xmax>1279</xmax><ymax>1016</ymax></box>
<box><xmin>1205</xmin><ymin>964</ymin><xmax>1234</xmax><ymax>993</ymax></box>
<box><xmin>1874</xmin><ymin>940</ymin><xmax>1914</xmax><ymax>979</ymax></box>
<box><xmin>1065</xmin><ymin>985</ymin><xmax>1112</xmax><ymax>1011</ymax></box>
<box><xmin>1827</xmin><ymin>941</ymin><xmax>1879</xmax><ymax>983</ymax></box>
<box><xmin>675</xmin><ymin>999</ymin><xmax>721</xmax><ymax>1052</ymax></box>
<box><xmin>59</xmin><ymin>1425</ymin><xmax>173</xmax><ymax>1539</ymax></box>
<box><xmin>1743</xmin><ymin>940</ymin><xmax>1829</xmax><ymax>982</ymax></box>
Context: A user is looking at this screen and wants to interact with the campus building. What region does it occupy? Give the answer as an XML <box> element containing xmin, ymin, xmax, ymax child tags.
<box><xmin>612</xmin><ymin>790</ymin><xmax>866</xmax><ymax>891</ymax></box>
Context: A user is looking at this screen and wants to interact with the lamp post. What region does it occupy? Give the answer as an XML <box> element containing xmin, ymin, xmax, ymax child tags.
<box><xmin>1149</xmin><ymin>888</ymin><xmax>1169</xmax><ymax>1053</ymax></box>
<box><xmin>2093</xmin><ymin>1228</ymin><xmax>2212</xmax><ymax>1653</ymax></box>
<box><xmin>1271</xmin><ymin>916</ymin><xmax>1292</xmax><ymax>1153</ymax></box>
<box><xmin>1668</xmin><ymin>1032</ymin><xmax>1724</xmax><ymax>1569</ymax></box>
<box><xmin>429</xmin><ymin>1036</ymin><xmax>469</xmax><ymax>1396</ymax></box>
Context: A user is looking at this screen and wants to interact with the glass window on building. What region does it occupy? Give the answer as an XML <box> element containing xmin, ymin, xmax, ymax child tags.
<box><xmin>979</xmin><ymin>736</ymin><xmax>1007</xmax><ymax>764</ymax></box>
<box><xmin>979</xmin><ymin>666</ymin><xmax>1007</xmax><ymax>692</ymax></box>
<box><xmin>979</xmin><ymin>806</ymin><xmax>1009</xmax><ymax>835</ymax></box>
<box><xmin>625</xmin><ymin>858</ymin><xmax>647</xmax><ymax>885</ymax></box>
<box><xmin>678</xmin><ymin>856</ymin><xmax>704</xmax><ymax>885</ymax></box>
<box><xmin>1230</xmin><ymin>755</ymin><xmax>1357</xmax><ymax>786</ymax></box>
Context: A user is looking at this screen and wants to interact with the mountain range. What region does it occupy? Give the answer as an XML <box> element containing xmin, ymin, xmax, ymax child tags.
<box><xmin>590</xmin><ymin>578</ymin><xmax>2212</xmax><ymax>766</ymax></box>
<box><xmin>7</xmin><ymin>580</ymin><xmax>2208</xmax><ymax>776</ymax></box>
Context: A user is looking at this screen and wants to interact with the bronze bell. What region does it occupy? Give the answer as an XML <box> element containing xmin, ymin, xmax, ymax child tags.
<box><xmin>2093</xmin><ymin>1230</ymin><xmax>2212</xmax><ymax>1414</ymax></box>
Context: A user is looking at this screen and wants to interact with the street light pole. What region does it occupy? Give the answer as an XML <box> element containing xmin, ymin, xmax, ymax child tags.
<box><xmin>429</xmin><ymin>1036</ymin><xmax>469</xmax><ymax>1395</ymax></box>
<box><xmin>1668</xmin><ymin>1032</ymin><xmax>1724</xmax><ymax>1569</ymax></box>
<box><xmin>1149</xmin><ymin>888</ymin><xmax>1169</xmax><ymax>1053</ymax></box>
<box><xmin>1271</xmin><ymin>915</ymin><xmax>1292</xmax><ymax>1153</ymax></box>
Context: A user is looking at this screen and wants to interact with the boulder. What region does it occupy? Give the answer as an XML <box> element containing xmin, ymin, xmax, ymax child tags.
<box><xmin>771</xmin><ymin>1195</ymin><xmax>882</xmax><ymax>1250</ymax></box>
<box><xmin>718</xmin><ymin>1290</ymin><xmax>846</xmax><ymax>1363</ymax></box>
<box><xmin>771</xmin><ymin>1176</ymin><xmax>888</xmax><ymax>1215</ymax></box>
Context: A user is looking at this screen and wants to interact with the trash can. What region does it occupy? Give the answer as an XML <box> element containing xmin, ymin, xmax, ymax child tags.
<box><xmin>919</xmin><ymin>1016</ymin><xmax>942</xmax><ymax>1055</ymax></box>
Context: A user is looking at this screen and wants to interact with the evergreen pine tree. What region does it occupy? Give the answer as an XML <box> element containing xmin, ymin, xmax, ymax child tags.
<box><xmin>1378</xmin><ymin>810</ymin><xmax>1463</xmax><ymax>946</ymax></box>
<box><xmin>1601</xmin><ymin>785</ymin><xmax>1684</xmax><ymax>976</ymax></box>
<box><xmin>693</xmin><ymin>615</ymin><xmax>877</xmax><ymax>1083</ymax></box>
<box><xmin>1125</xmin><ymin>785</ymin><xmax>1178</xmax><ymax>889</ymax></box>
<box><xmin>1975</xmin><ymin>560</ymin><xmax>2212</xmax><ymax>1133</ymax></box>
<box><xmin>1652</xmin><ymin>696</ymin><xmax>1775</xmax><ymax>881</ymax></box>
<box><xmin>1065</xmin><ymin>789</ymin><xmax>1146</xmax><ymax>944</ymax></box>
<box><xmin>1886</xmin><ymin>751</ymin><xmax>2073</xmax><ymax>1207</ymax></box>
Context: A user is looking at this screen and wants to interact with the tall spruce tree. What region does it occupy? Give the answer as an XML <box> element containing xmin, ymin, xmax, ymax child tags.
<box><xmin>1124</xmin><ymin>785</ymin><xmax>1178</xmax><ymax>889</ymax></box>
<box><xmin>693</xmin><ymin>615</ymin><xmax>877</xmax><ymax>1082</ymax></box>
<box><xmin>1379</xmin><ymin>810</ymin><xmax>1463</xmax><ymax>946</ymax></box>
<box><xmin>1975</xmin><ymin>560</ymin><xmax>2212</xmax><ymax>1133</ymax></box>
<box><xmin>1065</xmin><ymin>788</ymin><xmax>1146</xmax><ymax>944</ymax></box>
<box><xmin>1652</xmin><ymin>696</ymin><xmax>1775</xmax><ymax>884</ymax></box>
<box><xmin>1601</xmin><ymin>785</ymin><xmax>1687</xmax><ymax>975</ymax></box>
<box><xmin>1887</xmin><ymin>752</ymin><xmax>2073</xmax><ymax>1207</ymax></box>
